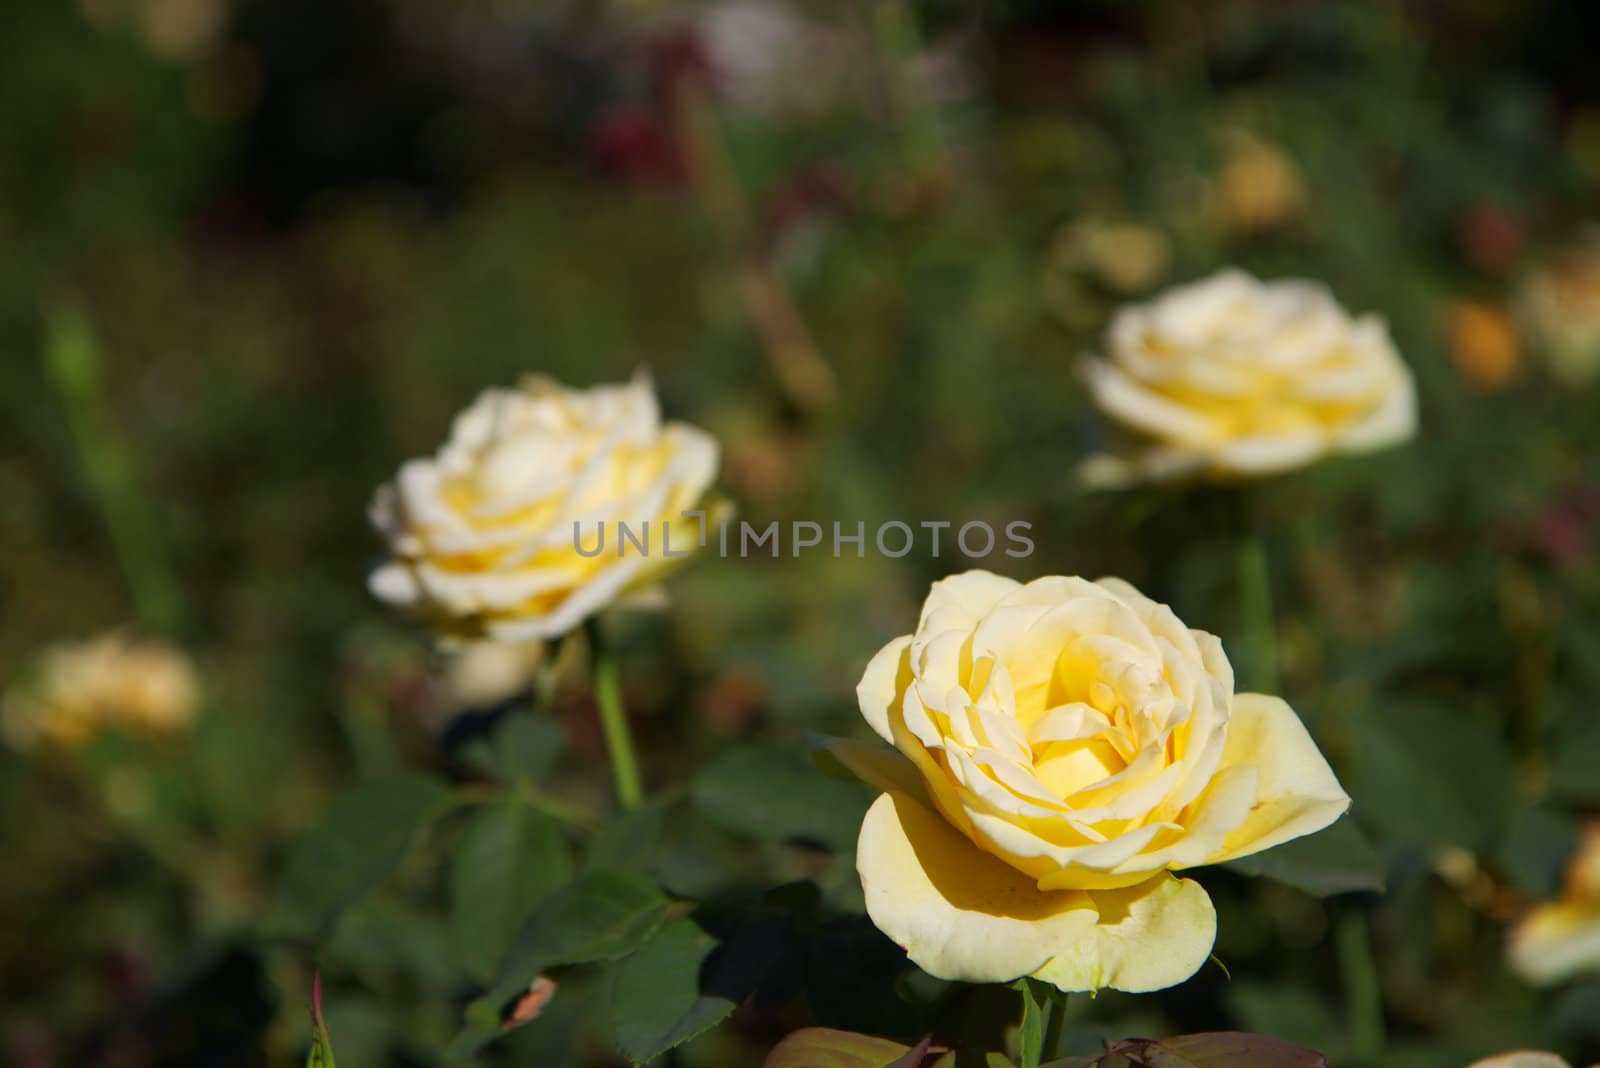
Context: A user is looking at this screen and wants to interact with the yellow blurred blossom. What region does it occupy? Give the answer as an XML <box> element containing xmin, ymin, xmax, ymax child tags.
<box><xmin>77</xmin><ymin>0</ymin><xmax>228</xmax><ymax>62</ymax></box>
<box><xmin>1447</xmin><ymin>300</ymin><xmax>1521</xmax><ymax>392</ymax></box>
<box><xmin>1467</xmin><ymin>1054</ymin><xmax>1573</xmax><ymax>1068</ymax></box>
<box><xmin>3</xmin><ymin>631</ymin><xmax>199</xmax><ymax>751</ymax></box>
<box><xmin>1081</xmin><ymin>269</ymin><xmax>1417</xmax><ymax>484</ymax></box>
<box><xmin>1048</xmin><ymin>220</ymin><xmax>1172</xmax><ymax>295</ymax></box>
<box><xmin>1216</xmin><ymin>130</ymin><xmax>1307</xmax><ymax>234</ymax></box>
<box><xmin>1510</xmin><ymin>821</ymin><xmax>1600</xmax><ymax>986</ymax></box>
<box><xmin>1517</xmin><ymin>236</ymin><xmax>1600</xmax><ymax>385</ymax></box>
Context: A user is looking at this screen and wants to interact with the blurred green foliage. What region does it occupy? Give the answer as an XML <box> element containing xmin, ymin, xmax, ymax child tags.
<box><xmin>4</xmin><ymin>0</ymin><xmax>1600</xmax><ymax>1065</ymax></box>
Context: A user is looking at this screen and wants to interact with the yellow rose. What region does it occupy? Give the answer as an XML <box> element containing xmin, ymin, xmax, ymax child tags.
<box><xmin>1509</xmin><ymin>822</ymin><xmax>1600</xmax><ymax>986</ymax></box>
<box><xmin>2</xmin><ymin>631</ymin><xmax>199</xmax><ymax>751</ymax></box>
<box><xmin>1080</xmin><ymin>269</ymin><xmax>1417</xmax><ymax>485</ymax></box>
<box><xmin>1517</xmin><ymin>238</ymin><xmax>1600</xmax><ymax>385</ymax></box>
<box><xmin>1215</xmin><ymin>130</ymin><xmax>1307</xmax><ymax>235</ymax></box>
<box><xmin>1468</xmin><ymin>1055</ymin><xmax>1574</xmax><ymax>1068</ymax></box>
<box><xmin>369</xmin><ymin>373</ymin><xmax>718</xmax><ymax>641</ymax></box>
<box><xmin>1447</xmin><ymin>300</ymin><xmax>1521</xmax><ymax>393</ymax></box>
<box><xmin>835</xmin><ymin>571</ymin><xmax>1349</xmax><ymax>993</ymax></box>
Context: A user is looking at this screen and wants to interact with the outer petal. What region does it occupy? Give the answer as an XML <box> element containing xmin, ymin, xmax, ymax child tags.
<box><xmin>916</xmin><ymin>571</ymin><xmax>1020</xmax><ymax>632</ymax></box>
<box><xmin>1031</xmin><ymin>872</ymin><xmax>1217</xmax><ymax>993</ymax></box>
<box><xmin>857</xmin><ymin>792</ymin><xmax>1215</xmax><ymax>993</ymax></box>
<box><xmin>856</xmin><ymin>635</ymin><xmax>912</xmax><ymax>744</ymax></box>
<box><xmin>1204</xmin><ymin>693</ymin><xmax>1350</xmax><ymax>864</ymax></box>
<box><xmin>858</xmin><ymin>792</ymin><xmax>1099</xmax><ymax>984</ymax></box>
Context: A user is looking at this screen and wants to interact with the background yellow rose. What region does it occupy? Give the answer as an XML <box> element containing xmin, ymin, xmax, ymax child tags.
<box><xmin>838</xmin><ymin>571</ymin><xmax>1349</xmax><ymax>993</ymax></box>
<box><xmin>1081</xmin><ymin>269</ymin><xmax>1416</xmax><ymax>484</ymax></box>
<box><xmin>369</xmin><ymin>373</ymin><xmax>718</xmax><ymax>641</ymax></box>
<box><xmin>2</xmin><ymin>631</ymin><xmax>199</xmax><ymax>751</ymax></box>
<box><xmin>1510</xmin><ymin>822</ymin><xmax>1600</xmax><ymax>987</ymax></box>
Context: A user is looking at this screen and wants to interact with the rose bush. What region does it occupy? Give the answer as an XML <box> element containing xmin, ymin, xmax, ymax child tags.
<box><xmin>369</xmin><ymin>373</ymin><xmax>718</xmax><ymax>641</ymax></box>
<box><xmin>835</xmin><ymin>571</ymin><xmax>1350</xmax><ymax>993</ymax></box>
<box><xmin>1080</xmin><ymin>268</ymin><xmax>1416</xmax><ymax>484</ymax></box>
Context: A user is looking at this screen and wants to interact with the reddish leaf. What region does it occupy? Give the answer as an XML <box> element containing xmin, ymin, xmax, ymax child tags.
<box><xmin>765</xmin><ymin>1027</ymin><xmax>938</xmax><ymax>1068</ymax></box>
<box><xmin>1105</xmin><ymin>1031</ymin><xmax>1328</xmax><ymax>1068</ymax></box>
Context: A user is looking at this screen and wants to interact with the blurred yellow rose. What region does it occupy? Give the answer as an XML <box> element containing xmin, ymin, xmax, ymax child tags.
<box><xmin>1468</xmin><ymin>1054</ymin><xmax>1574</xmax><ymax>1068</ymax></box>
<box><xmin>1517</xmin><ymin>237</ymin><xmax>1600</xmax><ymax>385</ymax></box>
<box><xmin>1215</xmin><ymin>130</ymin><xmax>1307</xmax><ymax>234</ymax></box>
<box><xmin>1046</xmin><ymin>219</ymin><xmax>1172</xmax><ymax>296</ymax></box>
<box><xmin>1509</xmin><ymin>822</ymin><xmax>1600</xmax><ymax>986</ymax></box>
<box><xmin>1081</xmin><ymin>269</ymin><xmax>1417</xmax><ymax>484</ymax></box>
<box><xmin>1447</xmin><ymin>300</ymin><xmax>1521</xmax><ymax>392</ymax></box>
<box><xmin>369</xmin><ymin>373</ymin><xmax>719</xmax><ymax>641</ymax></box>
<box><xmin>2</xmin><ymin>631</ymin><xmax>199</xmax><ymax>751</ymax></box>
<box><xmin>836</xmin><ymin>571</ymin><xmax>1349</xmax><ymax>993</ymax></box>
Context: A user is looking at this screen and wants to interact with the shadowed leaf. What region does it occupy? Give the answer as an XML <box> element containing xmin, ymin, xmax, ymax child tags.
<box><xmin>764</xmin><ymin>1027</ymin><xmax>923</xmax><ymax>1068</ymax></box>
<box><xmin>268</xmin><ymin>775</ymin><xmax>454</xmax><ymax>942</ymax></box>
<box><xmin>1224</xmin><ymin>817</ymin><xmax>1385</xmax><ymax>896</ymax></box>
<box><xmin>611</xmin><ymin>919</ymin><xmax>737</xmax><ymax>1065</ymax></box>
<box><xmin>450</xmin><ymin>799</ymin><xmax>574</xmax><ymax>982</ymax></box>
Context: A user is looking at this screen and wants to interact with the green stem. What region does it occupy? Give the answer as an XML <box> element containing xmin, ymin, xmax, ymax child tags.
<box><xmin>586</xmin><ymin>618</ymin><xmax>643</xmax><ymax>809</ymax></box>
<box><xmin>1337</xmin><ymin>911</ymin><xmax>1385</xmax><ymax>1061</ymax></box>
<box><xmin>1235</xmin><ymin>533</ymin><xmax>1279</xmax><ymax>694</ymax></box>
<box><xmin>868</xmin><ymin>0</ymin><xmax>947</xmax><ymax>176</ymax></box>
<box><xmin>1041</xmin><ymin>990</ymin><xmax>1067</xmax><ymax>1061</ymax></box>
<box><xmin>44</xmin><ymin>300</ymin><xmax>181</xmax><ymax>633</ymax></box>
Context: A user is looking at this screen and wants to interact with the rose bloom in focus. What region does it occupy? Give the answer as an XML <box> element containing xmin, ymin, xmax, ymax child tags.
<box><xmin>369</xmin><ymin>373</ymin><xmax>718</xmax><ymax>642</ymax></box>
<box><xmin>2</xmin><ymin>631</ymin><xmax>199</xmax><ymax>751</ymax></box>
<box><xmin>835</xmin><ymin>571</ymin><xmax>1350</xmax><ymax>993</ymax></box>
<box><xmin>1080</xmin><ymin>269</ymin><xmax>1417</xmax><ymax>485</ymax></box>
<box><xmin>1509</xmin><ymin>821</ymin><xmax>1600</xmax><ymax>986</ymax></box>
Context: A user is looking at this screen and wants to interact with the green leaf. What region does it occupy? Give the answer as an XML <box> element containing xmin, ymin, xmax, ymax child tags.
<box><xmin>1013</xmin><ymin>978</ymin><xmax>1046</xmax><ymax>1068</ymax></box>
<box><xmin>763</xmin><ymin>1028</ymin><xmax>922</xmax><ymax>1068</ymax></box>
<box><xmin>691</xmin><ymin>742</ymin><xmax>873</xmax><ymax>852</ymax></box>
<box><xmin>1351</xmin><ymin>700</ymin><xmax>1514</xmax><ymax>850</ymax></box>
<box><xmin>1549</xmin><ymin>693</ymin><xmax>1600</xmax><ymax>805</ymax></box>
<box><xmin>1223</xmin><ymin>817</ymin><xmax>1385</xmax><ymax>896</ymax></box>
<box><xmin>1498</xmin><ymin>802</ymin><xmax>1579</xmax><ymax>899</ymax></box>
<box><xmin>1223</xmin><ymin>982</ymin><xmax>1339</xmax><ymax>1051</ymax></box>
<box><xmin>463</xmin><ymin>714</ymin><xmax>566</xmax><ymax>788</ymax></box>
<box><xmin>449</xmin><ymin>869</ymin><xmax>668</xmax><ymax>1058</ymax></box>
<box><xmin>268</xmin><ymin>775</ymin><xmax>454</xmax><ymax>942</ymax></box>
<box><xmin>585</xmin><ymin>799</ymin><xmax>670</xmax><ymax>874</ymax></box>
<box><xmin>610</xmin><ymin>919</ymin><xmax>736</xmax><ymax>1064</ymax></box>
<box><xmin>450</xmin><ymin>799</ymin><xmax>575</xmax><ymax>983</ymax></box>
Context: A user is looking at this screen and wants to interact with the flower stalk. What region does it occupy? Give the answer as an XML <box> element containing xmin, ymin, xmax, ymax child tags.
<box><xmin>587</xmin><ymin>619</ymin><xmax>643</xmax><ymax>810</ymax></box>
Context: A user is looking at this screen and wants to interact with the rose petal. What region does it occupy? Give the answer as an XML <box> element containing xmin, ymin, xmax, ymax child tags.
<box><xmin>1203</xmin><ymin>694</ymin><xmax>1350</xmax><ymax>864</ymax></box>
